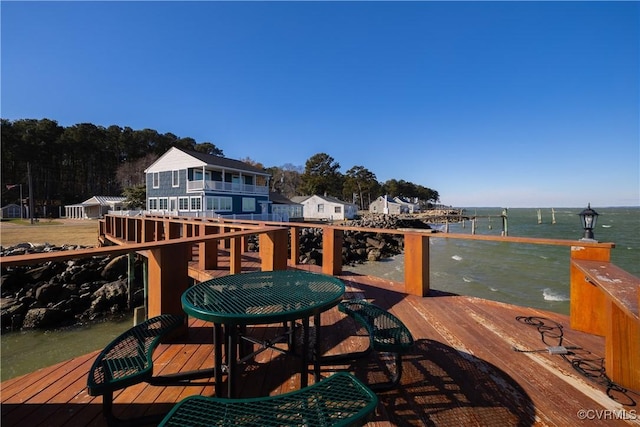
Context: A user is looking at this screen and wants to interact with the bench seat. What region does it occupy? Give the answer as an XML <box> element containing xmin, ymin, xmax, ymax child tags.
<box><xmin>87</xmin><ymin>314</ymin><xmax>185</xmax><ymax>426</ymax></box>
<box><xmin>320</xmin><ymin>299</ymin><xmax>414</xmax><ymax>391</ymax></box>
<box><xmin>159</xmin><ymin>372</ymin><xmax>378</xmax><ymax>427</ymax></box>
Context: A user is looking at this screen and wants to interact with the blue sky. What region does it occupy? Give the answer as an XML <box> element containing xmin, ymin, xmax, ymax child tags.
<box><xmin>2</xmin><ymin>1</ymin><xmax>638</xmax><ymax>208</ymax></box>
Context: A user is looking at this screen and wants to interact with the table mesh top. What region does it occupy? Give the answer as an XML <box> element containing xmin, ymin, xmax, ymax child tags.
<box><xmin>182</xmin><ymin>271</ymin><xmax>345</xmax><ymax>324</ymax></box>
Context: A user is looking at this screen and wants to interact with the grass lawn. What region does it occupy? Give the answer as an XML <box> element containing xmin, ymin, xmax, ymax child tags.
<box><xmin>0</xmin><ymin>219</ymin><xmax>100</xmax><ymax>247</ymax></box>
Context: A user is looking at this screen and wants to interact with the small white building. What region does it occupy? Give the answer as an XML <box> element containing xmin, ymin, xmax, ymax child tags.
<box><xmin>291</xmin><ymin>195</ymin><xmax>358</xmax><ymax>221</ymax></box>
<box><xmin>369</xmin><ymin>195</ymin><xmax>421</xmax><ymax>215</ymax></box>
<box><xmin>369</xmin><ymin>195</ymin><xmax>403</xmax><ymax>215</ymax></box>
<box><xmin>393</xmin><ymin>196</ymin><xmax>421</xmax><ymax>213</ymax></box>
<box><xmin>64</xmin><ymin>196</ymin><xmax>126</xmax><ymax>219</ymax></box>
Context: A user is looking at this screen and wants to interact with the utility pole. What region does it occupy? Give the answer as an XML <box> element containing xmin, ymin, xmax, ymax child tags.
<box><xmin>27</xmin><ymin>162</ymin><xmax>35</xmax><ymax>224</ymax></box>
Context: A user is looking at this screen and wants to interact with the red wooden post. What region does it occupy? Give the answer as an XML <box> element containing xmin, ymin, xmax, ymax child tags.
<box><xmin>289</xmin><ymin>226</ymin><xmax>300</xmax><ymax>265</ymax></box>
<box><xmin>230</xmin><ymin>237</ymin><xmax>242</xmax><ymax>274</ymax></box>
<box><xmin>322</xmin><ymin>227</ymin><xmax>343</xmax><ymax>276</ymax></box>
<box><xmin>404</xmin><ymin>232</ymin><xmax>430</xmax><ymax>297</ymax></box>
<box><xmin>569</xmin><ymin>245</ymin><xmax>611</xmax><ymax>334</ymax></box>
<box><xmin>259</xmin><ymin>228</ymin><xmax>288</xmax><ymax>271</ymax></box>
<box><xmin>198</xmin><ymin>224</ymin><xmax>219</xmax><ymax>270</ymax></box>
<box><xmin>146</xmin><ymin>243</ymin><xmax>190</xmax><ymax>336</ymax></box>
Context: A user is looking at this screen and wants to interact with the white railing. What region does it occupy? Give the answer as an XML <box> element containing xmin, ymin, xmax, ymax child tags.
<box><xmin>187</xmin><ymin>180</ymin><xmax>269</xmax><ymax>194</ymax></box>
<box><xmin>107</xmin><ymin>210</ymin><xmax>145</xmax><ymax>217</ymax></box>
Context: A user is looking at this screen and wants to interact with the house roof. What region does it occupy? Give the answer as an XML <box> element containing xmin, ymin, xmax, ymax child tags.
<box><xmin>269</xmin><ymin>192</ymin><xmax>300</xmax><ymax>205</ymax></box>
<box><xmin>290</xmin><ymin>196</ymin><xmax>311</xmax><ymax>204</ymax></box>
<box><xmin>81</xmin><ymin>196</ymin><xmax>126</xmax><ymax>206</ymax></box>
<box><xmin>145</xmin><ymin>147</ymin><xmax>270</xmax><ymax>176</ymax></box>
<box><xmin>294</xmin><ymin>194</ymin><xmax>355</xmax><ymax>206</ymax></box>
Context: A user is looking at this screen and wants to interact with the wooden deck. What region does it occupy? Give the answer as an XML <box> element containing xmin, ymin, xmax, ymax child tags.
<box><xmin>2</xmin><ymin>262</ymin><xmax>639</xmax><ymax>426</ymax></box>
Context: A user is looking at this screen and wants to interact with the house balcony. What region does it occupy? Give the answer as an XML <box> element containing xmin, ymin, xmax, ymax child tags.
<box><xmin>187</xmin><ymin>179</ymin><xmax>269</xmax><ymax>195</ymax></box>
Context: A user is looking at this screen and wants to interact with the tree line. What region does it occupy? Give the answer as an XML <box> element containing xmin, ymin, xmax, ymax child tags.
<box><xmin>1</xmin><ymin>118</ymin><xmax>439</xmax><ymax>215</ymax></box>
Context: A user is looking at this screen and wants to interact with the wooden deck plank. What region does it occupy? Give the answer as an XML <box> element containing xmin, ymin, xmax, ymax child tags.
<box><xmin>2</xmin><ymin>267</ymin><xmax>639</xmax><ymax>426</ymax></box>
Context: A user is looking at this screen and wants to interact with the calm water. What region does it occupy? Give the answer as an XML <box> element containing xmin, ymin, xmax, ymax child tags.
<box><xmin>1</xmin><ymin>315</ymin><xmax>134</xmax><ymax>382</ymax></box>
<box><xmin>1</xmin><ymin>206</ymin><xmax>638</xmax><ymax>381</ymax></box>
<box><xmin>345</xmin><ymin>206</ymin><xmax>640</xmax><ymax>316</ymax></box>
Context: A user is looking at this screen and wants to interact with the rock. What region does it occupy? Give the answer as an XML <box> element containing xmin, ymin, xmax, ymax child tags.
<box><xmin>102</xmin><ymin>255</ymin><xmax>128</xmax><ymax>281</ymax></box>
<box><xmin>35</xmin><ymin>282</ymin><xmax>70</xmax><ymax>305</ymax></box>
<box><xmin>22</xmin><ymin>307</ymin><xmax>74</xmax><ymax>329</ymax></box>
<box><xmin>0</xmin><ymin>243</ymin><xmax>143</xmax><ymax>333</ymax></box>
<box><xmin>89</xmin><ymin>278</ymin><xmax>129</xmax><ymax>316</ymax></box>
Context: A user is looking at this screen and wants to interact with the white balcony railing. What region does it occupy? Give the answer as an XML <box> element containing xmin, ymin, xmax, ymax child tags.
<box><xmin>187</xmin><ymin>180</ymin><xmax>269</xmax><ymax>194</ymax></box>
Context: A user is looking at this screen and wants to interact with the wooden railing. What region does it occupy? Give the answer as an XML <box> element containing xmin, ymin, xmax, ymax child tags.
<box><xmin>1</xmin><ymin>214</ymin><xmax>637</xmax><ymax>390</ymax></box>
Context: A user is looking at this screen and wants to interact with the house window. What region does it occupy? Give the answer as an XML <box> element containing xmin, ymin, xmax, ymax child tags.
<box><xmin>242</xmin><ymin>198</ymin><xmax>256</xmax><ymax>212</ymax></box>
<box><xmin>317</xmin><ymin>204</ymin><xmax>324</xmax><ymax>213</ymax></box>
<box><xmin>206</xmin><ymin>196</ymin><xmax>232</xmax><ymax>211</ymax></box>
<box><xmin>172</xmin><ymin>170</ymin><xmax>179</xmax><ymax>187</ymax></box>
<box><xmin>179</xmin><ymin>197</ymin><xmax>189</xmax><ymax>210</ymax></box>
<box><xmin>194</xmin><ymin>169</ymin><xmax>203</xmax><ymax>180</ymax></box>
<box><xmin>152</xmin><ymin>172</ymin><xmax>159</xmax><ymax>188</ymax></box>
<box><xmin>334</xmin><ymin>206</ymin><xmax>342</xmax><ymax>214</ymax></box>
<box><xmin>148</xmin><ymin>198</ymin><xmax>158</xmax><ymax>210</ymax></box>
<box><xmin>159</xmin><ymin>198</ymin><xmax>168</xmax><ymax>210</ymax></box>
<box><xmin>190</xmin><ymin>196</ymin><xmax>202</xmax><ymax>211</ymax></box>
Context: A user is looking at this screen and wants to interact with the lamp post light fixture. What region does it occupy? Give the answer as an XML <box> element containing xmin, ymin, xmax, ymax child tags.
<box><xmin>578</xmin><ymin>203</ymin><xmax>599</xmax><ymax>241</ymax></box>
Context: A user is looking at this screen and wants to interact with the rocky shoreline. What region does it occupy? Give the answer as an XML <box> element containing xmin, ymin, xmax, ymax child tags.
<box><xmin>0</xmin><ymin>214</ymin><xmax>442</xmax><ymax>333</ymax></box>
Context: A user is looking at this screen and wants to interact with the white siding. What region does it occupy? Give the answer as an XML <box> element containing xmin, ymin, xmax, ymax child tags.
<box><xmin>144</xmin><ymin>147</ymin><xmax>205</xmax><ymax>173</ymax></box>
<box><xmin>300</xmin><ymin>195</ymin><xmax>357</xmax><ymax>221</ymax></box>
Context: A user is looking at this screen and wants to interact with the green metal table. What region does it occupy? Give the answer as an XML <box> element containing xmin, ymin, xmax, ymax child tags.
<box><xmin>181</xmin><ymin>270</ymin><xmax>345</xmax><ymax>397</ymax></box>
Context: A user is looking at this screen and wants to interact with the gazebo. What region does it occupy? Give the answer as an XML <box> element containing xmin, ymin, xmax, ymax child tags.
<box><xmin>64</xmin><ymin>196</ymin><xmax>126</xmax><ymax>219</ymax></box>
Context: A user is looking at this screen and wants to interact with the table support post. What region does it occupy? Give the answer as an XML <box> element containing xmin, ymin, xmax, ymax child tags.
<box><xmin>302</xmin><ymin>317</ymin><xmax>310</xmax><ymax>388</ymax></box>
<box><xmin>214</xmin><ymin>324</ymin><xmax>223</xmax><ymax>396</ymax></box>
<box><xmin>228</xmin><ymin>324</ymin><xmax>238</xmax><ymax>398</ymax></box>
<box><xmin>314</xmin><ymin>313</ymin><xmax>321</xmax><ymax>382</ymax></box>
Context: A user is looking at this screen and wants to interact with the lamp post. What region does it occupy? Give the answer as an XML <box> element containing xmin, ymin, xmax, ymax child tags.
<box><xmin>578</xmin><ymin>203</ymin><xmax>599</xmax><ymax>241</ymax></box>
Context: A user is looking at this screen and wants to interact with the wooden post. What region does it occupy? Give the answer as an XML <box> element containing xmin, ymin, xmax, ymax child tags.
<box><xmin>404</xmin><ymin>232</ymin><xmax>430</xmax><ymax>297</ymax></box>
<box><xmin>198</xmin><ymin>224</ymin><xmax>218</xmax><ymax>270</ymax></box>
<box><xmin>322</xmin><ymin>227</ymin><xmax>343</xmax><ymax>276</ymax></box>
<box><xmin>146</xmin><ymin>243</ymin><xmax>190</xmax><ymax>336</ymax></box>
<box><xmin>570</xmin><ymin>245</ymin><xmax>610</xmax><ymax>334</ymax></box>
<box><xmin>222</xmin><ymin>226</ymin><xmax>231</xmax><ymax>249</ymax></box>
<box><xmin>259</xmin><ymin>228</ymin><xmax>288</xmax><ymax>271</ymax></box>
<box><xmin>501</xmin><ymin>209</ymin><xmax>508</xmax><ymax>236</ymax></box>
<box><xmin>606</xmin><ymin>298</ymin><xmax>640</xmax><ymax>390</ymax></box>
<box><xmin>289</xmin><ymin>226</ymin><xmax>300</xmax><ymax>265</ymax></box>
<box><xmin>230</xmin><ymin>237</ymin><xmax>242</xmax><ymax>274</ymax></box>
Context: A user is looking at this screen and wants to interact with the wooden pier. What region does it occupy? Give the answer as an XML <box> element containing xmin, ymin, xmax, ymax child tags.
<box><xmin>1</xmin><ymin>215</ymin><xmax>638</xmax><ymax>426</ymax></box>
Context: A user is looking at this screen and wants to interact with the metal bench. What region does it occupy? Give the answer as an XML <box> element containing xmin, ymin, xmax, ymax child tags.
<box><xmin>158</xmin><ymin>372</ymin><xmax>378</xmax><ymax>427</ymax></box>
<box><xmin>87</xmin><ymin>314</ymin><xmax>214</xmax><ymax>427</ymax></box>
<box><xmin>321</xmin><ymin>299</ymin><xmax>414</xmax><ymax>391</ymax></box>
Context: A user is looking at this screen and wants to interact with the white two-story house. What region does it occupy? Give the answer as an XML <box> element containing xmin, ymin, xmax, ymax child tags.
<box><xmin>144</xmin><ymin>147</ymin><xmax>271</xmax><ymax>218</ymax></box>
